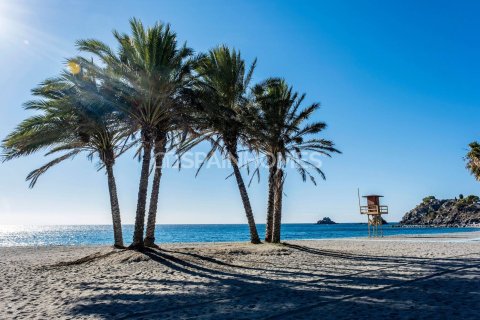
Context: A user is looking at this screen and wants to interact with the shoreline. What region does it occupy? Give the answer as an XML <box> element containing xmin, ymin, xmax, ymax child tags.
<box><xmin>1</xmin><ymin>229</ymin><xmax>480</xmax><ymax>248</ymax></box>
<box><xmin>392</xmin><ymin>223</ymin><xmax>480</xmax><ymax>228</ymax></box>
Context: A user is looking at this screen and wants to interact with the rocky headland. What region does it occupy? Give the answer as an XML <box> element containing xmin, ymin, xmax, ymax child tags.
<box><xmin>400</xmin><ymin>195</ymin><xmax>480</xmax><ymax>227</ymax></box>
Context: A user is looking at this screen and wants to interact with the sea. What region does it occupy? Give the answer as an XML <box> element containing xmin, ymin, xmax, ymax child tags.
<box><xmin>0</xmin><ymin>223</ymin><xmax>478</xmax><ymax>246</ymax></box>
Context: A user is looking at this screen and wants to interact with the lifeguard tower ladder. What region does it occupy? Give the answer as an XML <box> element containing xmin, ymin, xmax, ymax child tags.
<box><xmin>358</xmin><ymin>192</ymin><xmax>388</xmax><ymax>237</ymax></box>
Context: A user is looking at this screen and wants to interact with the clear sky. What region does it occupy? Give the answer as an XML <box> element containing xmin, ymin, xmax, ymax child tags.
<box><xmin>1</xmin><ymin>0</ymin><xmax>479</xmax><ymax>225</ymax></box>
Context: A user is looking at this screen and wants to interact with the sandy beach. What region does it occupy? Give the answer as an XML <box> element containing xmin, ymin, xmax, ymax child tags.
<box><xmin>1</xmin><ymin>231</ymin><xmax>479</xmax><ymax>319</ymax></box>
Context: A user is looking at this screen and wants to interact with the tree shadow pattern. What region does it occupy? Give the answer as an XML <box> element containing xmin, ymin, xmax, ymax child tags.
<box><xmin>67</xmin><ymin>243</ymin><xmax>480</xmax><ymax>320</ymax></box>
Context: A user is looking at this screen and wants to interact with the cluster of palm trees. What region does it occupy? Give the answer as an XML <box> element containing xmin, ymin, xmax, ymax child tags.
<box><xmin>1</xmin><ymin>18</ymin><xmax>340</xmax><ymax>249</ymax></box>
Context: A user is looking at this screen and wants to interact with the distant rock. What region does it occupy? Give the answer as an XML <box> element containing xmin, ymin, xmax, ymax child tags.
<box><xmin>316</xmin><ymin>217</ymin><xmax>336</xmax><ymax>225</ymax></box>
<box><xmin>381</xmin><ymin>218</ymin><xmax>388</xmax><ymax>225</ymax></box>
<box><xmin>400</xmin><ymin>195</ymin><xmax>480</xmax><ymax>227</ymax></box>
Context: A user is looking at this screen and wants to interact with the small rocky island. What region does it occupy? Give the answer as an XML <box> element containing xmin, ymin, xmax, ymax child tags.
<box><xmin>400</xmin><ymin>195</ymin><xmax>480</xmax><ymax>227</ymax></box>
<box><xmin>316</xmin><ymin>217</ymin><xmax>336</xmax><ymax>225</ymax></box>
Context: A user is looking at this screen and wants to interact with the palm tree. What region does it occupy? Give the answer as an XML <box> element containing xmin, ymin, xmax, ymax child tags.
<box><xmin>250</xmin><ymin>78</ymin><xmax>340</xmax><ymax>243</ymax></box>
<box><xmin>1</xmin><ymin>65</ymin><xmax>132</xmax><ymax>248</ymax></box>
<box><xmin>183</xmin><ymin>46</ymin><xmax>261</xmax><ymax>244</ymax></box>
<box><xmin>466</xmin><ymin>142</ymin><xmax>480</xmax><ymax>180</ymax></box>
<box><xmin>77</xmin><ymin>18</ymin><xmax>193</xmax><ymax>248</ymax></box>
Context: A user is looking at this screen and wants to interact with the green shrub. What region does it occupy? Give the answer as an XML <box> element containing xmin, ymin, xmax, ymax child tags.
<box><xmin>422</xmin><ymin>196</ymin><xmax>436</xmax><ymax>204</ymax></box>
<box><xmin>465</xmin><ymin>195</ymin><xmax>479</xmax><ymax>203</ymax></box>
<box><xmin>456</xmin><ymin>195</ymin><xmax>479</xmax><ymax>208</ymax></box>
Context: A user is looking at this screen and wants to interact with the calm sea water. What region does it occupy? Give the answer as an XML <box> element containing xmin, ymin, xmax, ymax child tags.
<box><xmin>0</xmin><ymin>224</ymin><xmax>478</xmax><ymax>246</ymax></box>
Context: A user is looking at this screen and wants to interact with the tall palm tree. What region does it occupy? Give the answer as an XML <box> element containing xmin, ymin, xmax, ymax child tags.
<box><xmin>77</xmin><ymin>18</ymin><xmax>193</xmax><ymax>248</ymax></box>
<box><xmin>466</xmin><ymin>142</ymin><xmax>480</xmax><ymax>180</ymax></box>
<box><xmin>183</xmin><ymin>46</ymin><xmax>261</xmax><ymax>244</ymax></box>
<box><xmin>2</xmin><ymin>65</ymin><xmax>132</xmax><ymax>248</ymax></box>
<box><xmin>250</xmin><ymin>78</ymin><xmax>340</xmax><ymax>243</ymax></box>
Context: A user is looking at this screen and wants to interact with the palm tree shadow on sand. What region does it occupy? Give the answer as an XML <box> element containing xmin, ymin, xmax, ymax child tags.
<box><xmin>64</xmin><ymin>245</ymin><xmax>480</xmax><ymax>319</ymax></box>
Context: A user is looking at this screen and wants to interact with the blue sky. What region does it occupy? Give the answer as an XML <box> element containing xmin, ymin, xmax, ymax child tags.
<box><xmin>1</xmin><ymin>0</ymin><xmax>479</xmax><ymax>225</ymax></box>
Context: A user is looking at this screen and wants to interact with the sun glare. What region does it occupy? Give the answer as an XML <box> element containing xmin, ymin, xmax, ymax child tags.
<box><xmin>0</xmin><ymin>1</ymin><xmax>15</xmax><ymax>36</ymax></box>
<box><xmin>68</xmin><ymin>61</ymin><xmax>81</xmax><ymax>74</ymax></box>
<box><xmin>0</xmin><ymin>1</ymin><xmax>33</xmax><ymax>45</ymax></box>
<box><xmin>0</xmin><ymin>1</ymin><xmax>71</xmax><ymax>60</ymax></box>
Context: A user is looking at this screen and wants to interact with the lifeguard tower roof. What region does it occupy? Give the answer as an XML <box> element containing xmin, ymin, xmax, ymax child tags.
<box><xmin>362</xmin><ymin>195</ymin><xmax>383</xmax><ymax>198</ymax></box>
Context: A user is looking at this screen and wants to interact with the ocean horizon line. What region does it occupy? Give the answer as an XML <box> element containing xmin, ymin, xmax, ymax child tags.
<box><xmin>0</xmin><ymin>222</ymin><xmax>397</xmax><ymax>226</ymax></box>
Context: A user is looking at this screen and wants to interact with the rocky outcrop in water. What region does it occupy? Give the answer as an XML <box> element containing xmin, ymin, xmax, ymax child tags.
<box><xmin>316</xmin><ymin>217</ymin><xmax>336</xmax><ymax>225</ymax></box>
<box><xmin>400</xmin><ymin>195</ymin><xmax>480</xmax><ymax>227</ymax></box>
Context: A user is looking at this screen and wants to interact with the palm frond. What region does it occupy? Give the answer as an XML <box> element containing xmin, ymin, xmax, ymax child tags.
<box><xmin>466</xmin><ymin>141</ymin><xmax>480</xmax><ymax>181</ymax></box>
<box><xmin>26</xmin><ymin>150</ymin><xmax>81</xmax><ymax>188</ymax></box>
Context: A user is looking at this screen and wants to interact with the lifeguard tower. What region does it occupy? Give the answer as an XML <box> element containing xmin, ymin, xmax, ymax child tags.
<box><xmin>358</xmin><ymin>193</ymin><xmax>388</xmax><ymax>237</ymax></box>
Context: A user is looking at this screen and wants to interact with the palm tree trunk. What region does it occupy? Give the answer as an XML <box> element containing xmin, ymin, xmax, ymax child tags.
<box><xmin>265</xmin><ymin>161</ymin><xmax>277</xmax><ymax>242</ymax></box>
<box><xmin>228</xmin><ymin>148</ymin><xmax>261</xmax><ymax>244</ymax></box>
<box><xmin>130</xmin><ymin>131</ymin><xmax>153</xmax><ymax>250</ymax></box>
<box><xmin>105</xmin><ymin>163</ymin><xmax>124</xmax><ymax>248</ymax></box>
<box><xmin>272</xmin><ymin>168</ymin><xmax>284</xmax><ymax>243</ymax></box>
<box><xmin>144</xmin><ymin>136</ymin><xmax>167</xmax><ymax>247</ymax></box>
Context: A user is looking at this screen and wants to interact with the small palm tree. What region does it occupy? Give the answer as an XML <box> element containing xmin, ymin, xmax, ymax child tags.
<box><xmin>250</xmin><ymin>78</ymin><xmax>340</xmax><ymax>243</ymax></box>
<box><xmin>77</xmin><ymin>18</ymin><xmax>194</xmax><ymax>248</ymax></box>
<box><xmin>2</xmin><ymin>65</ymin><xmax>132</xmax><ymax>248</ymax></box>
<box><xmin>183</xmin><ymin>46</ymin><xmax>261</xmax><ymax>244</ymax></box>
<box><xmin>466</xmin><ymin>142</ymin><xmax>480</xmax><ymax>180</ymax></box>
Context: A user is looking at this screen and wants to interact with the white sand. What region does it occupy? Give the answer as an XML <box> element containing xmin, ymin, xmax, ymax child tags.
<box><xmin>1</xmin><ymin>231</ymin><xmax>479</xmax><ymax>319</ymax></box>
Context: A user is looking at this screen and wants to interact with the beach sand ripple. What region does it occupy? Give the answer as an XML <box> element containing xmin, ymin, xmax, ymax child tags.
<box><xmin>1</xmin><ymin>232</ymin><xmax>479</xmax><ymax>319</ymax></box>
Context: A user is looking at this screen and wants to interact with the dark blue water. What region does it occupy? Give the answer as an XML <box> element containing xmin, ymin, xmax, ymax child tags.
<box><xmin>0</xmin><ymin>224</ymin><xmax>477</xmax><ymax>246</ymax></box>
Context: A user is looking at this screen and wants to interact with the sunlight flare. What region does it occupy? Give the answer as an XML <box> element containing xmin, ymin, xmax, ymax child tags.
<box><xmin>67</xmin><ymin>61</ymin><xmax>81</xmax><ymax>74</ymax></box>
